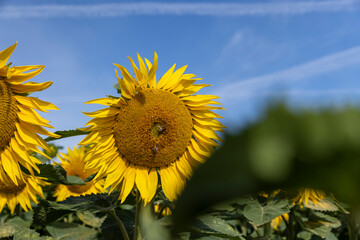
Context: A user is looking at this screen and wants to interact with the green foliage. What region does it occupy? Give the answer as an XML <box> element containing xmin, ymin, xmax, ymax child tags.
<box><xmin>14</xmin><ymin>229</ymin><xmax>55</xmax><ymax>240</ymax></box>
<box><xmin>46</xmin><ymin>222</ymin><xmax>98</xmax><ymax>240</ymax></box>
<box><xmin>174</xmin><ymin>105</ymin><xmax>360</xmax><ymax>230</ymax></box>
<box><xmin>243</xmin><ymin>198</ymin><xmax>292</xmax><ymax>226</ymax></box>
<box><xmin>0</xmin><ymin>217</ymin><xmax>31</xmax><ymax>238</ymax></box>
<box><xmin>193</xmin><ymin>215</ymin><xmax>244</xmax><ymax>239</ymax></box>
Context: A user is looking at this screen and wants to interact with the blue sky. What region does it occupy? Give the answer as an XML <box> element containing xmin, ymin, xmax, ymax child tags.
<box><xmin>1</xmin><ymin>0</ymin><xmax>360</xmax><ymax>150</ymax></box>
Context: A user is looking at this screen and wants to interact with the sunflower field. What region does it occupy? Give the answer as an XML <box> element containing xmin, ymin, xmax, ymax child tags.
<box><xmin>0</xmin><ymin>42</ymin><xmax>359</xmax><ymax>240</ymax></box>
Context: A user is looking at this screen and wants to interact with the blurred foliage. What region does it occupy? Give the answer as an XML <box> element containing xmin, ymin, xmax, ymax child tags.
<box><xmin>174</xmin><ymin>105</ymin><xmax>360</xmax><ymax>229</ymax></box>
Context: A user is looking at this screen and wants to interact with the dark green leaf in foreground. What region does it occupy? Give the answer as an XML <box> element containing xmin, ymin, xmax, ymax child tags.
<box><xmin>46</xmin><ymin>222</ymin><xmax>98</xmax><ymax>240</ymax></box>
<box><xmin>33</xmin><ymin>200</ymin><xmax>77</xmax><ymax>225</ymax></box>
<box><xmin>243</xmin><ymin>198</ymin><xmax>292</xmax><ymax>226</ymax></box>
<box><xmin>174</xmin><ymin>105</ymin><xmax>360</xmax><ymax>231</ymax></box>
<box><xmin>0</xmin><ymin>217</ymin><xmax>32</xmax><ymax>238</ymax></box>
<box><xmin>14</xmin><ymin>228</ymin><xmax>55</xmax><ymax>240</ymax></box>
<box><xmin>33</xmin><ymin>193</ymin><xmax>120</xmax><ymax>226</ymax></box>
<box><xmin>77</xmin><ymin>211</ymin><xmax>107</xmax><ymax>228</ymax></box>
<box><xmin>194</xmin><ymin>215</ymin><xmax>244</xmax><ymax>239</ymax></box>
<box><xmin>36</xmin><ymin>164</ymin><xmax>85</xmax><ymax>185</ymax></box>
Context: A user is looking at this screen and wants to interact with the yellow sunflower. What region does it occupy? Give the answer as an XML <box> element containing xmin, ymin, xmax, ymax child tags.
<box><xmin>53</xmin><ymin>146</ymin><xmax>105</xmax><ymax>201</ymax></box>
<box><xmin>0</xmin><ymin>42</ymin><xmax>59</xmax><ymax>185</ymax></box>
<box><xmin>0</xmin><ymin>172</ymin><xmax>47</xmax><ymax>213</ymax></box>
<box><xmin>80</xmin><ymin>53</ymin><xmax>224</xmax><ymax>203</ymax></box>
<box><xmin>293</xmin><ymin>188</ymin><xmax>326</xmax><ymax>206</ymax></box>
<box><xmin>271</xmin><ymin>213</ymin><xmax>289</xmax><ymax>231</ymax></box>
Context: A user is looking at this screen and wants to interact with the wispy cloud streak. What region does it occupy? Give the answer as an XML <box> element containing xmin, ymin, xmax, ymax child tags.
<box><xmin>214</xmin><ymin>45</ymin><xmax>360</xmax><ymax>100</ymax></box>
<box><xmin>0</xmin><ymin>1</ymin><xmax>358</xmax><ymax>18</ymax></box>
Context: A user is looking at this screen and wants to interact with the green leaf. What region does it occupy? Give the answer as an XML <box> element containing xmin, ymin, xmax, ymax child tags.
<box><xmin>46</xmin><ymin>222</ymin><xmax>98</xmax><ymax>240</ymax></box>
<box><xmin>14</xmin><ymin>229</ymin><xmax>55</xmax><ymax>240</ymax></box>
<box><xmin>33</xmin><ymin>164</ymin><xmax>85</xmax><ymax>185</ymax></box>
<box><xmin>33</xmin><ymin>200</ymin><xmax>76</xmax><ymax>225</ymax></box>
<box><xmin>44</xmin><ymin>129</ymin><xmax>90</xmax><ymax>142</ymax></box>
<box><xmin>0</xmin><ymin>217</ymin><xmax>32</xmax><ymax>238</ymax></box>
<box><xmin>305</xmin><ymin>197</ymin><xmax>339</xmax><ymax>212</ymax></box>
<box><xmin>297</xmin><ymin>231</ymin><xmax>313</xmax><ymax>240</ymax></box>
<box><xmin>36</xmin><ymin>164</ymin><xmax>67</xmax><ymax>184</ymax></box>
<box><xmin>300</xmin><ymin>212</ymin><xmax>341</xmax><ymax>239</ymax></box>
<box><xmin>311</xmin><ymin>212</ymin><xmax>341</xmax><ymax>229</ymax></box>
<box><xmin>77</xmin><ymin>211</ymin><xmax>107</xmax><ymax>228</ymax></box>
<box><xmin>243</xmin><ymin>199</ymin><xmax>291</xmax><ymax>226</ymax></box>
<box><xmin>195</xmin><ymin>215</ymin><xmax>244</xmax><ymax>239</ymax></box>
<box><xmin>303</xmin><ymin>222</ymin><xmax>332</xmax><ymax>238</ymax></box>
<box><xmin>61</xmin><ymin>192</ymin><xmax>121</xmax><ymax>212</ymax></box>
<box><xmin>325</xmin><ymin>232</ymin><xmax>338</xmax><ymax>240</ymax></box>
<box><xmin>139</xmin><ymin>203</ymin><xmax>171</xmax><ymax>240</ymax></box>
<box><xmin>66</xmin><ymin>175</ymin><xmax>86</xmax><ymax>185</ymax></box>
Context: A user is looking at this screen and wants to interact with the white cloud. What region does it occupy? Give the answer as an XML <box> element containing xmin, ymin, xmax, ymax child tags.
<box><xmin>214</xmin><ymin>45</ymin><xmax>360</xmax><ymax>100</ymax></box>
<box><xmin>0</xmin><ymin>1</ymin><xmax>358</xmax><ymax>18</ymax></box>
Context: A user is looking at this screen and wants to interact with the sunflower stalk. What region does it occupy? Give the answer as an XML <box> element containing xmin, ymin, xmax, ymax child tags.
<box><xmin>107</xmin><ymin>209</ymin><xmax>130</xmax><ymax>240</ymax></box>
<box><xmin>287</xmin><ymin>208</ymin><xmax>295</xmax><ymax>240</ymax></box>
<box><xmin>134</xmin><ymin>189</ymin><xmax>141</xmax><ymax>240</ymax></box>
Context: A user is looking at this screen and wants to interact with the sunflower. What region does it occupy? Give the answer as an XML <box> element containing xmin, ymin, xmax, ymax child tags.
<box><xmin>0</xmin><ymin>172</ymin><xmax>47</xmax><ymax>213</ymax></box>
<box><xmin>293</xmin><ymin>188</ymin><xmax>326</xmax><ymax>206</ymax></box>
<box><xmin>53</xmin><ymin>146</ymin><xmax>105</xmax><ymax>201</ymax></box>
<box><xmin>271</xmin><ymin>213</ymin><xmax>289</xmax><ymax>231</ymax></box>
<box><xmin>80</xmin><ymin>53</ymin><xmax>224</xmax><ymax>203</ymax></box>
<box><xmin>0</xmin><ymin>42</ymin><xmax>59</xmax><ymax>185</ymax></box>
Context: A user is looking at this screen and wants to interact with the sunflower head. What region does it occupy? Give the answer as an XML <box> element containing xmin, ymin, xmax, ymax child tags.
<box><xmin>0</xmin><ymin>42</ymin><xmax>59</xmax><ymax>184</ymax></box>
<box><xmin>53</xmin><ymin>146</ymin><xmax>105</xmax><ymax>201</ymax></box>
<box><xmin>0</xmin><ymin>172</ymin><xmax>47</xmax><ymax>213</ymax></box>
<box><xmin>293</xmin><ymin>188</ymin><xmax>326</xmax><ymax>206</ymax></box>
<box><xmin>81</xmin><ymin>52</ymin><xmax>225</xmax><ymax>204</ymax></box>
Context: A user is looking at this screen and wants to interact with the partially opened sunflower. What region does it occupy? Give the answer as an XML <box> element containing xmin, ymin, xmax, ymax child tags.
<box><xmin>81</xmin><ymin>53</ymin><xmax>224</xmax><ymax>203</ymax></box>
<box><xmin>0</xmin><ymin>172</ymin><xmax>47</xmax><ymax>213</ymax></box>
<box><xmin>0</xmin><ymin>43</ymin><xmax>59</xmax><ymax>185</ymax></box>
<box><xmin>54</xmin><ymin>146</ymin><xmax>105</xmax><ymax>201</ymax></box>
<box><xmin>293</xmin><ymin>188</ymin><xmax>326</xmax><ymax>206</ymax></box>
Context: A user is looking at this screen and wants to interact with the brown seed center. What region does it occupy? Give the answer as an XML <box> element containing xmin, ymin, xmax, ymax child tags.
<box><xmin>0</xmin><ymin>80</ymin><xmax>18</xmax><ymax>150</ymax></box>
<box><xmin>113</xmin><ymin>88</ymin><xmax>193</xmax><ymax>168</ymax></box>
<box><xmin>67</xmin><ymin>182</ymin><xmax>92</xmax><ymax>194</ymax></box>
<box><xmin>0</xmin><ymin>180</ymin><xmax>26</xmax><ymax>194</ymax></box>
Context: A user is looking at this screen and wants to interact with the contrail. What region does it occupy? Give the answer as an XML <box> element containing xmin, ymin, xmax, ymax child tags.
<box><xmin>0</xmin><ymin>1</ymin><xmax>358</xmax><ymax>18</ymax></box>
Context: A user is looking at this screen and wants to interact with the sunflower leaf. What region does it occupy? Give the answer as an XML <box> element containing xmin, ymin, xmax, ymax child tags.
<box><xmin>243</xmin><ymin>198</ymin><xmax>292</xmax><ymax>226</ymax></box>
<box><xmin>76</xmin><ymin>211</ymin><xmax>107</xmax><ymax>228</ymax></box>
<box><xmin>44</xmin><ymin>129</ymin><xmax>90</xmax><ymax>142</ymax></box>
<box><xmin>46</xmin><ymin>222</ymin><xmax>98</xmax><ymax>240</ymax></box>
<box><xmin>34</xmin><ymin>164</ymin><xmax>85</xmax><ymax>185</ymax></box>
<box><xmin>13</xmin><ymin>228</ymin><xmax>55</xmax><ymax>240</ymax></box>
<box><xmin>193</xmin><ymin>215</ymin><xmax>244</xmax><ymax>239</ymax></box>
<box><xmin>0</xmin><ymin>217</ymin><xmax>32</xmax><ymax>238</ymax></box>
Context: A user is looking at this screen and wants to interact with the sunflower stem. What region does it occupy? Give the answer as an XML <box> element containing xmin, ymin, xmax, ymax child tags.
<box><xmin>15</xmin><ymin>205</ymin><xmax>22</xmax><ymax>217</ymax></box>
<box><xmin>107</xmin><ymin>209</ymin><xmax>130</xmax><ymax>240</ymax></box>
<box><xmin>134</xmin><ymin>189</ymin><xmax>141</xmax><ymax>240</ymax></box>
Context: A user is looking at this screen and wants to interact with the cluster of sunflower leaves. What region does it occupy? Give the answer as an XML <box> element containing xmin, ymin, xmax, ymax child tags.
<box><xmin>0</xmin><ymin>104</ymin><xmax>360</xmax><ymax>240</ymax></box>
